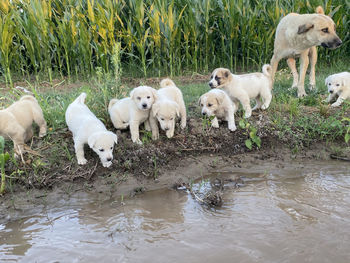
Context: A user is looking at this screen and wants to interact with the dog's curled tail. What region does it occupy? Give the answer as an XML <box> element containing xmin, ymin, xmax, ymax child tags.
<box><xmin>262</xmin><ymin>64</ymin><xmax>272</xmax><ymax>77</ymax></box>
<box><xmin>316</xmin><ymin>6</ymin><xmax>324</xmax><ymax>14</ymax></box>
<box><xmin>20</xmin><ymin>95</ymin><xmax>38</xmax><ymax>103</ymax></box>
<box><xmin>108</xmin><ymin>98</ymin><xmax>119</xmax><ymax>112</ymax></box>
<box><xmin>160</xmin><ymin>78</ymin><xmax>176</xmax><ymax>89</ymax></box>
<box><xmin>74</xmin><ymin>92</ymin><xmax>87</xmax><ymax>104</ymax></box>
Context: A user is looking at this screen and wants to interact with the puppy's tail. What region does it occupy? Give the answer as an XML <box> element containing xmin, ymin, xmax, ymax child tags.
<box><xmin>262</xmin><ymin>64</ymin><xmax>273</xmax><ymax>90</ymax></box>
<box><xmin>20</xmin><ymin>95</ymin><xmax>38</xmax><ymax>103</ymax></box>
<box><xmin>108</xmin><ymin>98</ymin><xmax>119</xmax><ymax>112</ymax></box>
<box><xmin>74</xmin><ymin>92</ymin><xmax>87</xmax><ymax>104</ymax></box>
<box><xmin>160</xmin><ymin>78</ymin><xmax>176</xmax><ymax>89</ymax></box>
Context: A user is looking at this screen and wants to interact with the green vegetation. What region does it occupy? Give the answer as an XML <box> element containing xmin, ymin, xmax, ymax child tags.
<box><xmin>0</xmin><ymin>136</ymin><xmax>10</xmax><ymax>194</ymax></box>
<box><xmin>0</xmin><ymin>0</ymin><xmax>349</xmax><ymax>84</ymax></box>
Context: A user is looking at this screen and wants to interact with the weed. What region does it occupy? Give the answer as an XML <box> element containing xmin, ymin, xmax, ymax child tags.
<box><xmin>0</xmin><ymin>136</ymin><xmax>10</xmax><ymax>194</ymax></box>
<box><xmin>239</xmin><ymin>119</ymin><xmax>261</xmax><ymax>150</ymax></box>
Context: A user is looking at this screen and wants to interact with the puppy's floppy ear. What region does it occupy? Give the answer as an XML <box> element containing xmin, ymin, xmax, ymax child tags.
<box><xmin>298</xmin><ymin>23</ymin><xmax>314</xmax><ymax>34</ymax></box>
<box><xmin>151</xmin><ymin>87</ymin><xmax>158</xmax><ymax>101</ymax></box>
<box><xmin>224</xmin><ymin>69</ymin><xmax>230</xmax><ymax>78</ymax></box>
<box><xmin>152</xmin><ymin>102</ymin><xmax>159</xmax><ymax>117</ymax></box>
<box><xmin>88</xmin><ymin>133</ymin><xmax>98</xmax><ymax>149</ymax></box>
<box><xmin>130</xmin><ymin>89</ymin><xmax>135</xmax><ymax>99</ymax></box>
<box><xmin>315</xmin><ymin>6</ymin><xmax>324</xmax><ymax>15</ymax></box>
<box><xmin>341</xmin><ymin>77</ymin><xmax>348</xmax><ymax>87</ymax></box>
<box><xmin>198</xmin><ymin>95</ymin><xmax>203</xmax><ymax>106</ymax></box>
<box><xmin>216</xmin><ymin>91</ymin><xmax>225</xmax><ymax>105</ymax></box>
<box><xmin>325</xmin><ymin>76</ymin><xmax>330</xmax><ymax>86</ymax></box>
<box><xmin>111</xmin><ymin>132</ymin><xmax>118</xmax><ymax>145</ymax></box>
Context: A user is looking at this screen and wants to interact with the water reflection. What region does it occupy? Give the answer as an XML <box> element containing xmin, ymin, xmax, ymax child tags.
<box><xmin>0</xmin><ymin>160</ymin><xmax>350</xmax><ymax>262</ymax></box>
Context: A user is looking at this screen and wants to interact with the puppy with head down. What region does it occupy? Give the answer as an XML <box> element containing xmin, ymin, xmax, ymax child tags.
<box><xmin>108</xmin><ymin>86</ymin><xmax>157</xmax><ymax>144</ymax></box>
<box><xmin>199</xmin><ymin>89</ymin><xmax>237</xmax><ymax>131</ymax></box>
<box><xmin>0</xmin><ymin>95</ymin><xmax>47</xmax><ymax>156</ymax></box>
<box><xmin>325</xmin><ymin>72</ymin><xmax>350</xmax><ymax>107</ymax></box>
<box><xmin>209</xmin><ymin>64</ymin><xmax>272</xmax><ymax>118</ymax></box>
<box><xmin>149</xmin><ymin>79</ymin><xmax>187</xmax><ymax>139</ymax></box>
<box><xmin>66</xmin><ymin>93</ymin><xmax>118</xmax><ymax>167</ymax></box>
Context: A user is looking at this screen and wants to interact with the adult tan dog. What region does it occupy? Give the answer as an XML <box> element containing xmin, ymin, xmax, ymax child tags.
<box><xmin>66</xmin><ymin>93</ymin><xmax>118</xmax><ymax>167</ymax></box>
<box><xmin>209</xmin><ymin>65</ymin><xmax>272</xmax><ymax>118</ymax></box>
<box><xmin>108</xmin><ymin>86</ymin><xmax>157</xmax><ymax>144</ymax></box>
<box><xmin>0</xmin><ymin>95</ymin><xmax>47</xmax><ymax>156</ymax></box>
<box><xmin>325</xmin><ymin>72</ymin><xmax>350</xmax><ymax>107</ymax></box>
<box><xmin>149</xmin><ymin>78</ymin><xmax>187</xmax><ymax>139</ymax></box>
<box><xmin>199</xmin><ymin>89</ymin><xmax>237</xmax><ymax>131</ymax></box>
<box><xmin>270</xmin><ymin>6</ymin><xmax>342</xmax><ymax>97</ymax></box>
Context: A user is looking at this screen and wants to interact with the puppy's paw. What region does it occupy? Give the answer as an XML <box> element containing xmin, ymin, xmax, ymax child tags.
<box><xmin>297</xmin><ymin>91</ymin><xmax>307</xmax><ymax>98</ymax></box>
<box><xmin>244</xmin><ymin>113</ymin><xmax>251</xmax><ymax>119</ymax></box>
<box><xmin>261</xmin><ymin>104</ymin><xmax>269</xmax><ymax>110</ymax></box>
<box><xmin>134</xmin><ymin>139</ymin><xmax>143</xmax><ymax>145</ymax></box>
<box><xmin>152</xmin><ymin>133</ymin><xmax>159</xmax><ymax>140</ymax></box>
<box><xmin>166</xmin><ymin>130</ymin><xmax>174</xmax><ymax>138</ymax></box>
<box><xmin>102</xmin><ymin>161</ymin><xmax>112</xmax><ymax>168</ymax></box>
<box><xmin>309</xmin><ymin>84</ymin><xmax>316</xmax><ymax>90</ymax></box>
<box><xmin>78</xmin><ymin>158</ymin><xmax>87</xmax><ymax>165</ymax></box>
<box><xmin>211</xmin><ymin>122</ymin><xmax>219</xmax><ymax>128</ymax></box>
<box><xmin>229</xmin><ymin>125</ymin><xmax>237</xmax><ymax>132</ymax></box>
<box><xmin>331</xmin><ymin>102</ymin><xmax>341</xmax><ymax>107</ymax></box>
<box><xmin>39</xmin><ymin>132</ymin><xmax>46</xmax><ymax>138</ymax></box>
<box><xmin>180</xmin><ymin>122</ymin><xmax>186</xmax><ymax>129</ymax></box>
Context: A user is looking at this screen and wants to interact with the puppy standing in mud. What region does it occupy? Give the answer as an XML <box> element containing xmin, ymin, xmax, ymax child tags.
<box><xmin>270</xmin><ymin>6</ymin><xmax>342</xmax><ymax>97</ymax></box>
<box><xmin>66</xmin><ymin>93</ymin><xmax>118</xmax><ymax>167</ymax></box>
<box><xmin>149</xmin><ymin>79</ymin><xmax>187</xmax><ymax>139</ymax></box>
<box><xmin>209</xmin><ymin>64</ymin><xmax>272</xmax><ymax>118</ymax></box>
<box><xmin>199</xmin><ymin>89</ymin><xmax>237</xmax><ymax>131</ymax></box>
<box><xmin>0</xmin><ymin>95</ymin><xmax>47</xmax><ymax>157</ymax></box>
<box><xmin>108</xmin><ymin>86</ymin><xmax>158</xmax><ymax>144</ymax></box>
<box><xmin>325</xmin><ymin>72</ymin><xmax>350</xmax><ymax>107</ymax></box>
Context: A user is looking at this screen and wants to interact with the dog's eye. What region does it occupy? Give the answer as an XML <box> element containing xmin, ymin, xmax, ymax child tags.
<box><xmin>161</xmin><ymin>118</ymin><xmax>165</xmax><ymax>121</ymax></box>
<box><xmin>336</xmin><ymin>84</ymin><xmax>340</xmax><ymax>86</ymax></box>
<box><xmin>200</xmin><ymin>103</ymin><xmax>203</xmax><ymax>107</ymax></box>
<box><xmin>137</xmin><ymin>97</ymin><xmax>141</xmax><ymax>100</ymax></box>
<box><xmin>215</xmin><ymin>76</ymin><xmax>220</xmax><ymax>81</ymax></box>
<box><xmin>170</xmin><ymin>118</ymin><xmax>174</xmax><ymax>120</ymax></box>
<box><xmin>99</xmin><ymin>149</ymin><xmax>104</xmax><ymax>152</ymax></box>
<box><xmin>110</xmin><ymin>147</ymin><xmax>113</xmax><ymax>150</ymax></box>
<box><xmin>208</xmin><ymin>103</ymin><xmax>212</xmax><ymax>107</ymax></box>
<box><xmin>329</xmin><ymin>83</ymin><xmax>331</xmax><ymax>86</ymax></box>
<box><xmin>147</xmin><ymin>96</ymin><xmax>150</xmax><ymax>99</ymax></box>
<box><xmin>321</xmin><ymin>28</ymin><xmax>329</xmax><ymax>33</ymax></box>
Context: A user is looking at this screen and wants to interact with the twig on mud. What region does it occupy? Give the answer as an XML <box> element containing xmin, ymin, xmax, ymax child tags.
<box><xmin>181</xmin><ymin>147</ymin><xmax>216</xmax><ymax>151</ymax></box>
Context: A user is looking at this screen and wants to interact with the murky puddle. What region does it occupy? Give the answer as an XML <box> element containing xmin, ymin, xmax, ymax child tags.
<box><xmin>1</xmin><ymin>160</ymin><xmax>350</xmax><ymax>262</ymax></box>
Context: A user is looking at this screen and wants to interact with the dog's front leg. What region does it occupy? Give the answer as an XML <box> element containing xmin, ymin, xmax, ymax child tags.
<box><xmin>130</xmin><ymin>121</ymin><xmax>142</xmax><ymax>144</ymax></box>
<box><xmin>296</xmin><ymin>51</ymin><xmax>309</xmax><ymax>97</ymax></box>
<box><xmin>149</xmin><ymin>115</ymin><xmax>159</xmax><ymax>140</ymax></box>
<box><xmin>287</xmin><ymin>57</ymin><xmax>299</xmax><ymax>89</ymax></box>
<box><xmin>179</xmin><ymin>104</ymin><xmax>187</xmax><ymax>129</ymax></box>
<box><xmin>270</xmin><ymin>54</ymin><xmax>280</xmax><ymax>87</ymax></box>
<box><xmin>211</xmin><ymin>117</ymin><xmax>219</xmax><ymax>128</ymax></box>
<box><xmin>227</xmin><ymin>108</ymin><xmax>236</xmax><ymax>131</ymax></box>
<box><xmin>144</xmin><ymin>120</ymin><xmax>151</xmax><ymax>131</ymax></box>
<box><xmin>308</xmin><ymin>46</ymin><xmax>317</xmax><ymax>90</ymax></box>
<box><xmin>326</xmin><ymin>93</ymin><xmax>336</xmax><ymax>103</ymax></box>
<box><xmin>75</xmin><ymin>141</ymin><xmax>87</xmax><ymax>165</ymax></box>
<box><xmin>331</xmin><ymin>96</ymin><xmax>344</xmax><ymax>107</ymax></box>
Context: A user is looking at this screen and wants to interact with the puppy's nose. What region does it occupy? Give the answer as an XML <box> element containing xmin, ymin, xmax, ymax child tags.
<box><xmin>142</xmin><ymin>103</ymin><xmax>147</xmax><ymax>108</ymax></box>
<box><xmin>209</xmin><ymin>82</ymin><xmax>213</xmax><ymax>88</ymax></box>
<box><xmin>202</xmin><ymin>112</ymin><xmax>207</xmax><ymax>116</ymax></box>
<box><xmin>329</xmin><ymin>90</ymin><xmax>333</xmax><ymax>94</ymax></box>
<box><xmin>107</xmin><ymin>157</ymin><xmax>112</xmax><ymax>162</ymax></box>
<box><xmin>164</xmin><ymin>127</ymin><xmax>169</xmax><ymax>131</ymax></box>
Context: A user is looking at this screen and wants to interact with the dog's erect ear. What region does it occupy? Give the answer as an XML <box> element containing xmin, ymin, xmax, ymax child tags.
<box><xmin>315</xmin><ymin>6</ymin><xmax>324</xmax><ymax>15</ymax></box>
<box><xmin>152</xmin><ymin>103</ymin><xmax>159</xmax><ymax>117</ymax></box>
<box><xmin>298</xmin><ymin>23</ymin><xmax>314</xmax><ymax>34</ymax></box>
<box><xmin>216</xmin><ymin>92</ymin><xmax>225</xmax><ymax>105</ymax></box>
<box><xmin>88</xmin><ymin>133</ymin><xmax>98</xmax><ymax>149</ymax></box>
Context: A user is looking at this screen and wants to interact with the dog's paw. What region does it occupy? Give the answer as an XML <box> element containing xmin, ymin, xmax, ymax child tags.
<box><xmin>166</xmin><ymin>130</ymin><xmax>174</xmax><ymax>138</ymax></box>
<box><xmin>78</xmin><ymin>158</ymin><xmax>87</xmax><ymax>165</ymax></box>
<box><xmin>244</xmin><ymin>113</ymin><xmax>251</xmax><ymax>119</ymax></box>
<box><xmin>297</xmin><ymin>92</ymin><xmax>307</xmax><ymax>98</ymax></box>
<box><xmin>309</xmin><ymin>84</ymin><xmax>316</xmax><ymax>90</ymax></box>
<box><xmin>180</xmin><ymin>123</ymin><xmax>186</xmax><ymax>129</ymax></box>
<box><xmin>152</xmin><ymin>133</ymin><xmax>159</xmax><ymax>140</ymax></box>
<box><xmin>229</xmin><ymin>125</ymin><xmax>237</xmax><ymax>132</ymax></box>
<box><xmin>134</xmin><ymin>139</ymin><xmax>143</xmax><ymax>145</ymax></box>
<box><xmin>102</xmin><ymin>161</ymin><xmax>112</xmax><ymax>168</ymax></box>
<box><xmin>331</xmin><ymin>102</ymin><xmax>341</xmax><ymax>107</ymax></box>
<box><xmin>211</xmin><ymin>122</ymin><xmax>219</xmax><ymax>128</ymax></box>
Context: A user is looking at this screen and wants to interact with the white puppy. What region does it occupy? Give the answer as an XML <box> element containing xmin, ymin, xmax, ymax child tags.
<box><xmin>325</xmin><ymin>72</ymin><xmax>350</xmax><ymax>107</ymax></box>
<box><xmin>149</xmin><ymin>79</ymin><xmax>187</xmax><ymax>139</ymax></box>
<box><xmin>66</xmin><ymin>93</ymin><xmax>117</xmax><ymax>167</ymax></box>
<box><xmin>108</xmin><ymin>86</ymin><xmax>157</xmax><ymax>144</ymax></box>
<box><xmin>0</xmin><ymin>95</ymin><xmax>47</xmax><ymax>156</ymax></box>
<box><xmin>209</xmin><ymin>64</ymin><xmax>272</xmax><ymax>118</ymax></box>
<box><xmin>199</xmin><ymin>89</ymin><xmax>237</xmax><ymax>131</ymax></box>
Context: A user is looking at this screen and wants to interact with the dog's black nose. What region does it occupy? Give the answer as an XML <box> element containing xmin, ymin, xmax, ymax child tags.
<box><xmin>329</xmin><ymin>90</ymin><xmax>333</xmax><ymax>94</ymax></box>
<box><xmin>107</xmin><ymin>158</ymin><xmax>112</xmax><ymax>161</ymax></box>
<box><xmin>142</xmin><ymin>103</ymin><xmax>147</xmax><ymax>108</ymax></box>
<box><xmin>209</xmin><ymin>82</ymin><xmax>213</xmax><ymax>88</ymax></box>
<box><xmin>164</xmin><ymin>127</ymin><xmax>169</xmax><ymax>131</ymax></box>
<box><xmin>202</xmin><ymin>112</ymin><xmax>207</xmax><ymax>116</ymax></box>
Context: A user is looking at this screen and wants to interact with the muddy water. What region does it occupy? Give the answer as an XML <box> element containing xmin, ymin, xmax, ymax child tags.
<box><xmin>1</xmin><ymin>160</ymin><xmax>350</xmax><ymax>263</ymax></box>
